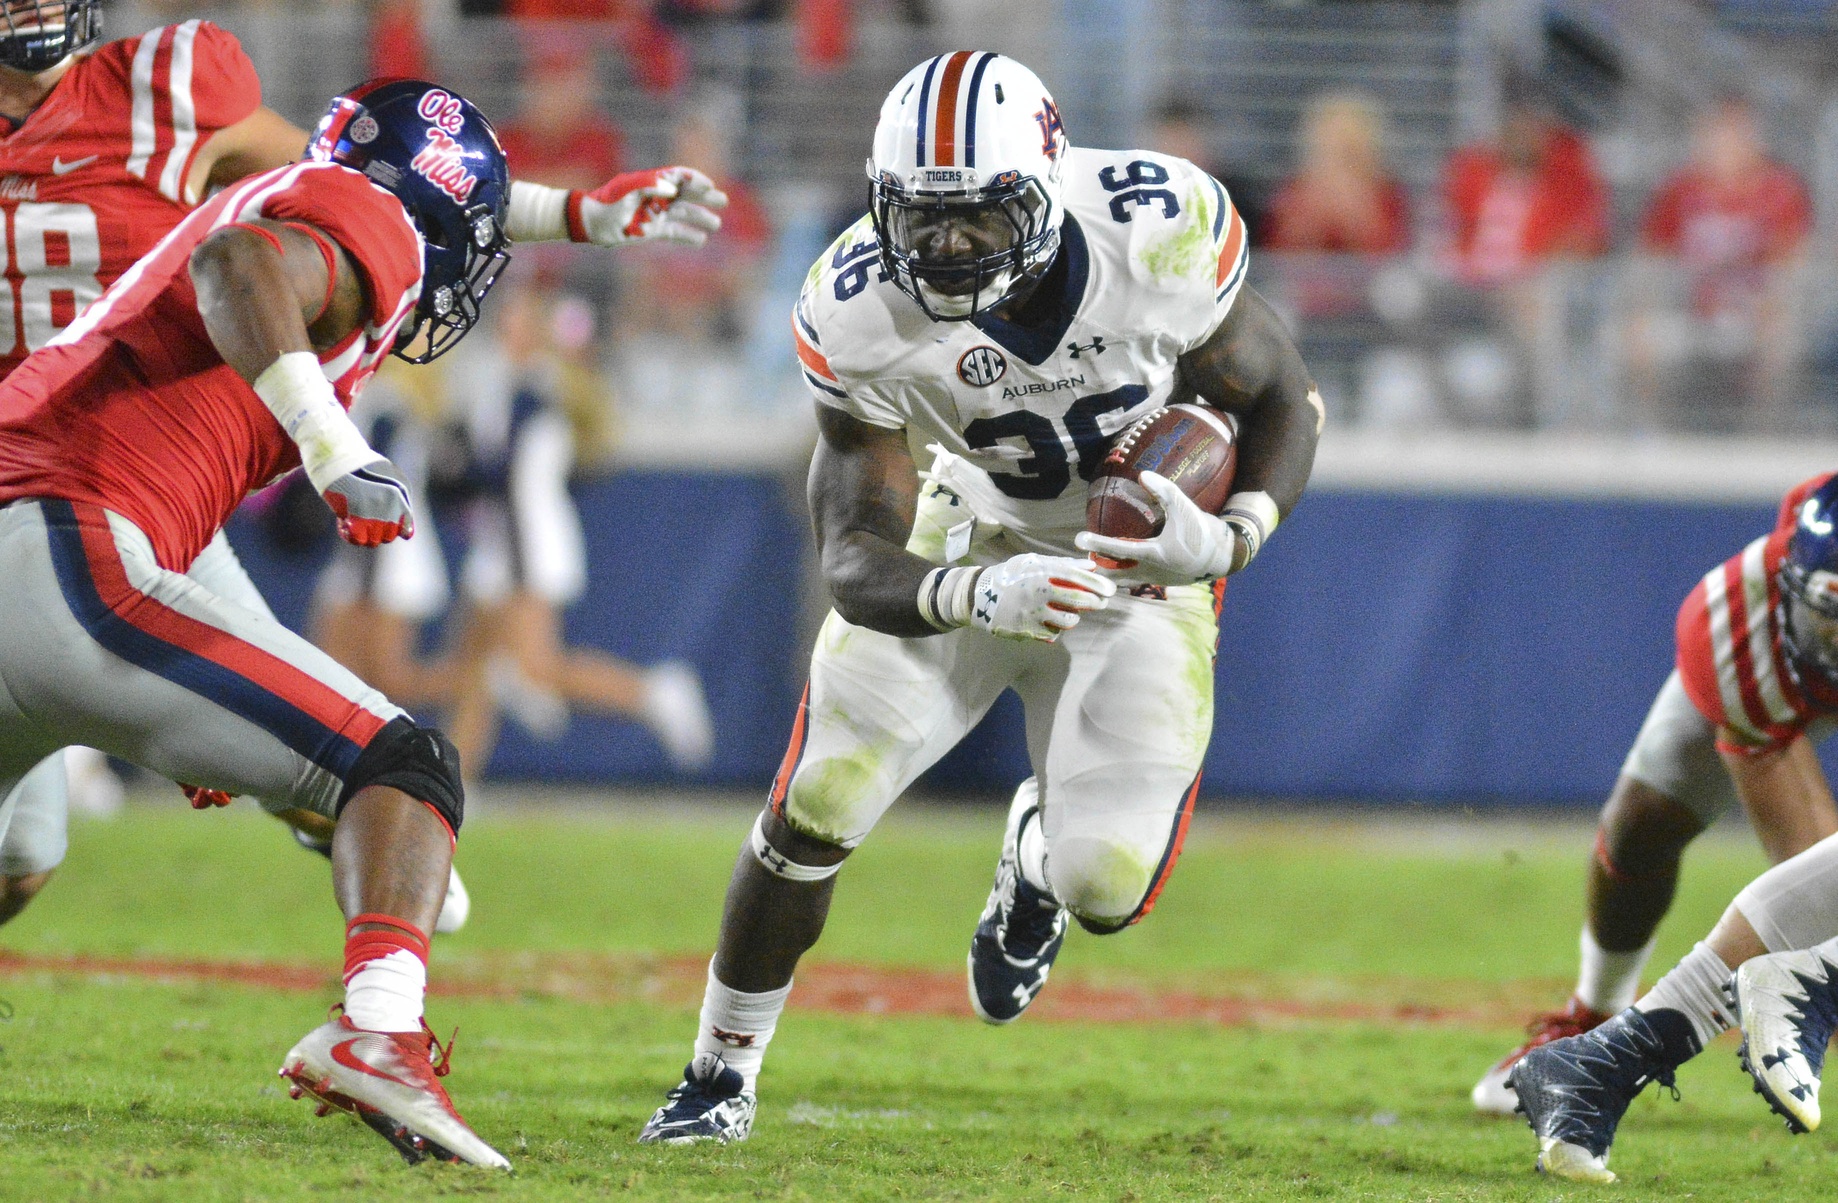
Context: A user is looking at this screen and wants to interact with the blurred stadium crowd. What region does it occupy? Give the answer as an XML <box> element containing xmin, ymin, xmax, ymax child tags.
<box><xmin>105</xmin><ymin>0</ymin><xmax>1838</xmax><ymax>450</ymax></box>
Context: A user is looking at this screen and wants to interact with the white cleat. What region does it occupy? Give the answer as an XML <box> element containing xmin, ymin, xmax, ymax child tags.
<box><xmin>642</xmin><ymin>661</ymin><xmax>715</xmax><ymax>771</ymax></box>
<box><xmin>279</xmin><ymin>1016</ymin><xmax>509</xmax><ymax>1169</ymax></box>
<box><xmin>436</xmin><ymin>865</ymin><xmax>471</xmax><ymax>934</ymax></box>
<box><xmin>486</xmin><ymin>654</ymin><xmax>569</xmax><ymax>740</ymax></box>
<box><xmin>1537</xmin><ymin>1138</ymin><xmax>1616</xmax><ymax>1184</ymax></box>
<box><xmin>1728</xmin><ymin>949</ymin><xmax>1838</xmax><ymax>1135</ymax></box>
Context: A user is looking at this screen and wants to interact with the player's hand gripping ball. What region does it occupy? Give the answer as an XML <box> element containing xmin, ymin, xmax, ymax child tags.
<box><xmin>572</xmin><ymin>166</ymin><xmax>728</xmax><ymax>247</ymax></box>
<box><xmin>970</xmin><ymin>554</ymin><xmax>1116</xmax><ymax>642</ymax></box>
<box><xmin>321</xmin><ymin>456</ymin><xmax>415</xmax><ymax>547</ymax></box>
<box><xmin>1076</xmin><ymin>403</ymin><xmax>1240</xmax><ymax>585</ymax></box>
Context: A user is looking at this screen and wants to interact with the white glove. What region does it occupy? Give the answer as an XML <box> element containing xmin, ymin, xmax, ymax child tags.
<box><xmin>1075</xmin><ymin>471</ymin><xmax>1238</xmax><ymax>586</ymax></box>
<box><xmin>572</xmin><ymin>166</ymin><xmax>727</xmax><ymax>247</ymax></box>
<box><xmin>967</xmin><ymin>554</ymin><xmax>1116</xmax><ymax>642</ymax></box>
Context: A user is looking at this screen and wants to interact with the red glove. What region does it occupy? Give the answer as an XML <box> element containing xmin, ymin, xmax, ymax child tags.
<box><xmin>182</xmin><ymin>783</ymin><xmax>234</xmax><ymax>809</ymax></box>
<box><xmin>566</xmin><ymin>166</ymin><xmax>728</xmax><ymax>247</ymax></box>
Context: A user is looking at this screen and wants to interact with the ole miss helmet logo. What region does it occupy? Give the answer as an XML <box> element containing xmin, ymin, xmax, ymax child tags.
<box><xmin>410</xmin><ymin>129</ymin><xmax>479</xmax><ymax>203</ymax></box>
<box><xmin>958</xmin><ymin>345</ymin><xmax>1007</xmax><ymax>387</ymax></box>
<box><xmin>416</xmin><ymin>89</ymin><xmax>468</xmax><ymax>135</ymax></box>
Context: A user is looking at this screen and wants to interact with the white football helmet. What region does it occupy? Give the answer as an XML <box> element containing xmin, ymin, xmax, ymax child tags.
<box><xmin>867</xmin><ymin>52</ymin><xmax>1069</xmax><ymax>320</ymax></box>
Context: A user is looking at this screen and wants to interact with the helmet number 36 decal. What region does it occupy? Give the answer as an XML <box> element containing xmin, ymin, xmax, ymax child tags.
<box><xmin>1099</xmin><ymin>161</ymin><xmax>1180</xmax><ymax>224</ymax></box>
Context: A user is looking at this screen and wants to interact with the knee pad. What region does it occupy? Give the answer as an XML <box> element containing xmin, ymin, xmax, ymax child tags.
<box><xmin>749</xmin><ymin>812</ymin><xmax>842</xmax><ymax>882</ymax></box>
<box><xmin>336</xmin><ymin>717</ymin><xmax>465</xmax><ymax>836</ymax></box>
<box><xmin>1048</xmin><ymin>834</ymin><xmax>1158</xmax><ymax>936</ymax></box>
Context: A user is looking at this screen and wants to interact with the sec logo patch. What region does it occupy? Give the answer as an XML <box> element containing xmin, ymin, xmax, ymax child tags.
<box><xmin>957</xmin><ymin>345</ymin><xmax>1007</xmax><ymax>388</ymax></box>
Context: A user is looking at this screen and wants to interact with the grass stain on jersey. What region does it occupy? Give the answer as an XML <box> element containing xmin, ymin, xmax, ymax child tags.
<box><xmin>1052</xmin><ymin>832</ymin><xmax>1156</xmax><ymax>926</ymax></box>
<box><xmin>1136</xmin><ymin>185</ymin><xmax>1215</xmax><ymax>284</ymax></box>
<box><xmin>788</xmin><ymin>751</ymin><xmax>893</xmax><ymax>844</ymax></box>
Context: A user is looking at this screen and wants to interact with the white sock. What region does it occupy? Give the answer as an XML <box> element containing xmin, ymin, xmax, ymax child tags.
<box><xmin>344</xmin><ymin>948</ymin><xmax>426</xmax><ymax>1033</ymax></box>
<box><xmin>1634</xmin><ymin>941</ymin><xmax>1733</xmax><ymax>1051</ymax></box>
<box><xmin>692</xmin><ymin>961</ymin><xmax>792</xmax><ymax>1091</ymax></box>
<box><xmin>1574</xmin><ymin>926</ymin><xmax>1656</xmax><ymax>1014</ymax></box>
<box><xmin>1017</xmin><ymin>807</ymin><xmax>1051</xmax><ymax>896</ymax></box>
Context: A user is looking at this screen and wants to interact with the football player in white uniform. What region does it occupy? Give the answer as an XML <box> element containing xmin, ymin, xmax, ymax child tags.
<box><xmin>639</xmin><ymin>52</ymin><xmax>1323</xmax><ymax>1144</ymax></box>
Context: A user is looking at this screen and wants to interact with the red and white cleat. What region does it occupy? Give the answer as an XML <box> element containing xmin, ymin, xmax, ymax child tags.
<box><xmin>278</xmin><ymin>1015</ymin><xmax>510</xmax><ymax>1169</ymax></box>
<box><xmin>1472</xmin><ymin>996</ymin><xmax>1614</xmax><ymax>1115</ymax></box>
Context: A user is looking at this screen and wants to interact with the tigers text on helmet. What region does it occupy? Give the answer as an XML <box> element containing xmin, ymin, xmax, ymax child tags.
<box><xmin>1780</xmin><ymin>476</ymin><xmax>1838</xmax><ymax>688</ymax></box>
<box><xmin>307</xmin><ymin>78</ymin><xmax>511</xmax><ymax>363</ymax></box>
<box><xmin>0</xmin><ymin>1</ymin><xmax>102</xmax><ymax>72</ymax></box>
<box><xmin>867</xmin><ymin>52</ymin><xmax>1068</xmax><ymax>321</ymax></box>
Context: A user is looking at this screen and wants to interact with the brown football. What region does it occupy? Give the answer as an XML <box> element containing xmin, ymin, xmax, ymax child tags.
<box><xmin>1085</xmin><ymin>403</ymin><xmax>1238</xmax><ymax>567</ymax></box>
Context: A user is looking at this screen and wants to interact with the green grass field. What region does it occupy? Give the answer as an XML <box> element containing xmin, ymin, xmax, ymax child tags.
<box><xmin>1</xmin><ymin>794</ymin><xmax>1832</xmax><ymax>1200</ymax></box>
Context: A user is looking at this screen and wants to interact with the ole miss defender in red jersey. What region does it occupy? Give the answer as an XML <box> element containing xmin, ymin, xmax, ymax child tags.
<box><xmin>1509</xmin><ymin>475</ymin><xmax>1838</xmax><ymax>1182</ymax></box>
<box><xmin>0</xmin><ymin>4</ymin><xmax>726</xmax><ymax>935</ymax></box>
<box><xmin>1473</xmin><ymin>473</ymin><xmax>1838</xmax><ymax>1116</ymax></box>
<box><xmin>0</xmin><ymin>76</ymin><xmax>529</xmax><ymax>1168</ymax></box>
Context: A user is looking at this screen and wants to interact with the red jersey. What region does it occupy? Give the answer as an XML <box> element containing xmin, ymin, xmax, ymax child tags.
<box><xmin>1641</xmin><ymin>162</ymin><xmax>1811</xmax><ymax>321</ymax></box>
<box><xmin>0</xmin><ymin>161</ymin><xmax>423</xmax><ymax>572</ymax></box>
<box><xmin>0</xmin><ymin>21</ymin><xmax>260</xmax><ymax>378</ymax></box>
<box><xmin>1440</xmin><ymin>128</ymin><xmax>1609</xmax><ymax>285</ymax></box>
<box><xmin>1676</xmin><ymin>474</ymin><xmax>1838</xmax><ymax>754</ymax></box>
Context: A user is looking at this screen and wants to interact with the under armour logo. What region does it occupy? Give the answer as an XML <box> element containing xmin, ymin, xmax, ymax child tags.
<box><xmin>1067</xmin><ymin>337</ymin><xmax>1106</xmax><ymax>358</ymax></box>
<box><xmin>761</xmin><ymin>847</ymin><xmax>790</xmax><ymax>874</ymax></box>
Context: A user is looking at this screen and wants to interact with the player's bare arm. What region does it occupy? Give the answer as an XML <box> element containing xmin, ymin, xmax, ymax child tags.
<box><xmin>194</xmin><ymin>107</ymin><xmax>312</xmax><ymax>198</ymax></box>
<box><xmin>190</xmin><ymin>218</ymin><xmax>415</xmax><ymax>547</ymax></box>
<box><xmin>1078</xmin><ymin>284</ymin><xmax>1318</xmax><ymax>583</ymax></box>
<box><xmin>1719</xmin><ymin>735</ymin><xmax>1838</xmax><ymax>864</ymax></box>
<box><xmin>1175</xmin><ymin>283</ymin><xmax>1321</xmax><ymax>521</ymax></box>
<box><xmin>811</xmin><ymin>403</ymin><xmax>1115</xmax><ymax>641</ymax></box>
<box><xmin>808</xmin><ymin>403</ymin><xmax>935</xmax><ymax>637</ymax></box>
<box><xmin>190</xmin><ymin>218</ymin><xmax>362</xmax><ymax>373</ymax></box>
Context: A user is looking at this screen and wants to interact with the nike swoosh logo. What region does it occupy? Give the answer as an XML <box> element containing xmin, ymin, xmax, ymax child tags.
<box><xmin>330</xmin><ymin>1036</ymin><xmax>423</xmax><ymax>1091</ymax></box>
<box><xmin>51</xmin><ymin>155</ymin><xmax>98</xmax><ymax>175</ymax></box>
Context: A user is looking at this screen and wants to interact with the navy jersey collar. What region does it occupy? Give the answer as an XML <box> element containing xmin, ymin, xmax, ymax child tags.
<box><xmin>970</xmin><ymin>214</ymin><xmax>1089</xmax><ymax>366</ymax></box>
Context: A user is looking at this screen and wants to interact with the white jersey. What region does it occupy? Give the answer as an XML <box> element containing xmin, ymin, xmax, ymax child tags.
<box><xmin>795</xmin><ymin>145</ymin><xmax>1249</xmax><ymax>558</ymax></box>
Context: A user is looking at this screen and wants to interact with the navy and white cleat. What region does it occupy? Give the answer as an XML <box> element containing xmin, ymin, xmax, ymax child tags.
<box><xmin>1728</xmin><ymin>949</ymin><xmax>1838</xmax><ymax>1134</ymax></box>
<box><xmin>1508</xmin><ymin>1008</ymin><xmax>1689</xmax><ymax>1184</ymax></box>
<box><xmin>638</xmin><ymin>1053</ymin><xmax>757</xmax><ymax>1145</ymax></box>
<box><xmin>968</xmin><ymin>780</ymin><xmax>1068</xmax><ymax>1025</ymax></box>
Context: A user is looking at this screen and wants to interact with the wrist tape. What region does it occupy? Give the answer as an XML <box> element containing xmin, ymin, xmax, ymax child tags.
<box><xmin>251</xmin><ymin>352</ymin><xmax>376</xmax><ymax>493</ymax></box>
<box><xmin>917</xmin><ymin>566</ymin><xmax>982</xmax><ymax>632</ymax></box>
<box><xmin>1220</xmin><ymin>490</ymin><xmax>1280</xmax><ymax>570</ymax></box>
<box><xmin>1220</xmin><ymin>488</ymin><xmax>1279</xmax><ymax>569</ymax></box>
<box><xmin>503</xmin><ymin>179</ymin><xmax>575</xmax><ymax>243</ymax></box>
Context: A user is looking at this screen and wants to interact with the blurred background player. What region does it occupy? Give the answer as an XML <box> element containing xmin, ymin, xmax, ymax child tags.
<box><xmin>0</xmin><ymin>5</ymin><xmax>727</xmax><ymax>934</ymax></box>
<box><xmin>1472</xmin><ymin>471</ymin><xmax>1838</xmax><ymax>1114</ymax></box>
<box><xmin>639</xmin><ymin>51</ymin><xmax>1321</xmax><ymax>1145</ymax></box>
<box><xmin>429</xmin><ymin>276</ymin><xmax>716</xmax><ymax>776</ymax></box>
